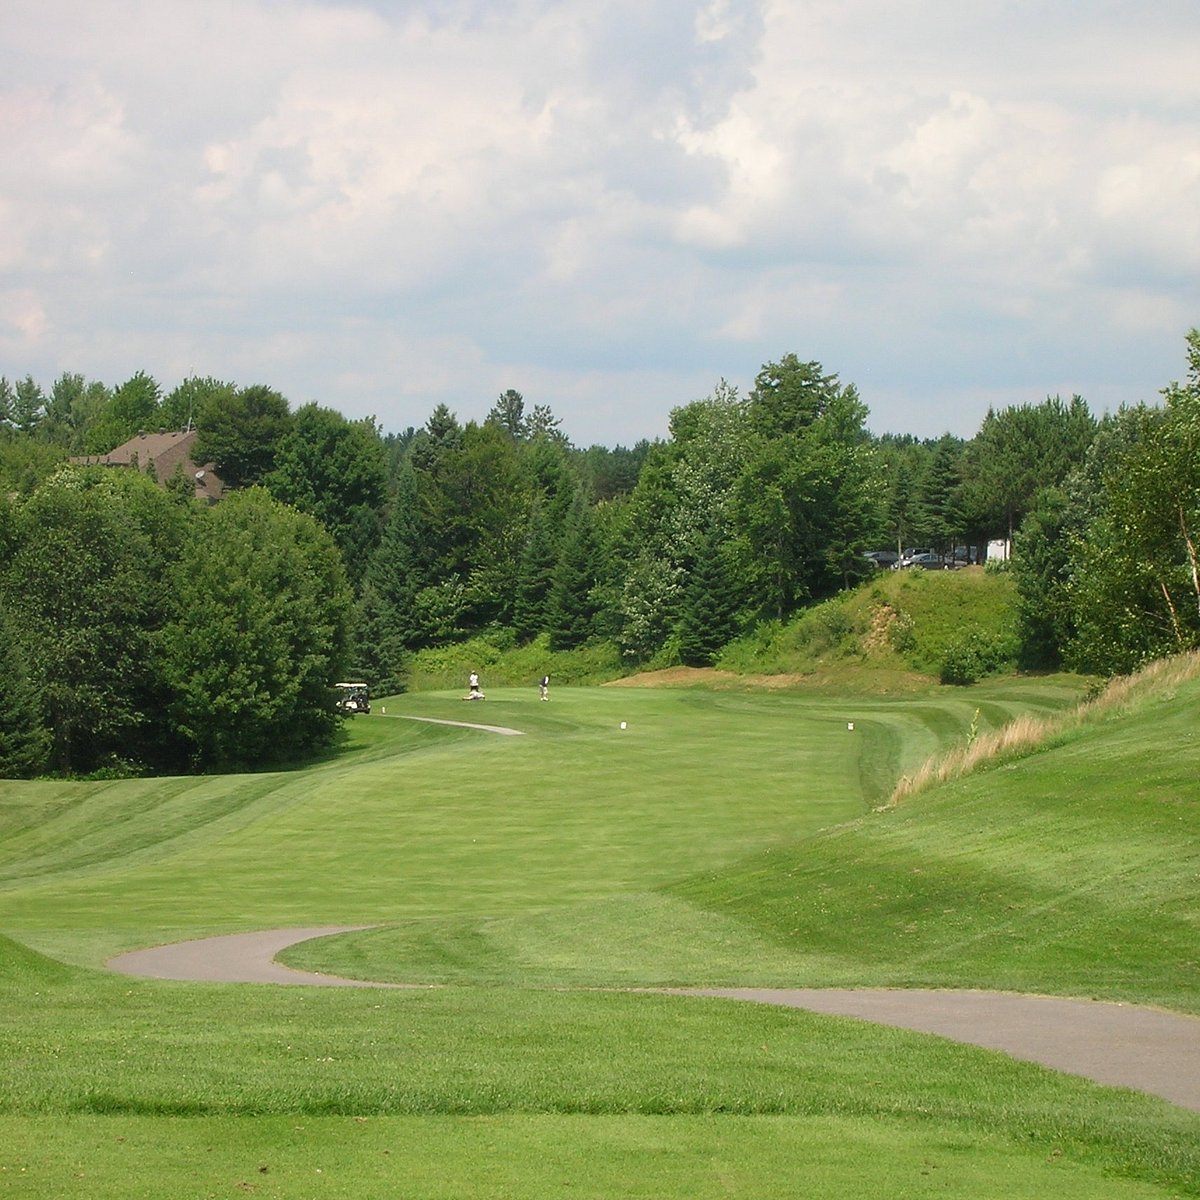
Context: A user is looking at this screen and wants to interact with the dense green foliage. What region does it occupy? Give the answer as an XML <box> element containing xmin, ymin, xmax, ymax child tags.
<box><xmin>0</xmin><ymin>602</ymin><xmax>50</xmax><ymax>776</ymax></box>
<box><xmin>715</xmin><ymin>566</ymin><xmax>1020</xmax><ymax>686</ymax></box>
<box><xmin>0</xmin><ymin>470</ymin><xmax>184</xmax><ymax>773</ymax></box>
<box><xmin>158</xmin><ymin>488</ymin><xmax>354</xmax><ymax>769</ymax></box>
<box><xmin>0</xmin><ymin>474</ymin><xmax>351</xmax><ymax>775</ymax></box>
<box><xmin>3</xmin><ymin>328</ymin><xmax>1200</xmax><ymax>776</ymax></box>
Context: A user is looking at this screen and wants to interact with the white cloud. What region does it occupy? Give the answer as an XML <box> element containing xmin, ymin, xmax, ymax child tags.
<box><xmin>0</xmin><ymin>289</ymin><xmax>49</xmax><ymax>348</ymax></box>
<box><xmin>0</xmin><ymin>0</ymin><xmax>1197</xmax><ymax>443</ymax></box>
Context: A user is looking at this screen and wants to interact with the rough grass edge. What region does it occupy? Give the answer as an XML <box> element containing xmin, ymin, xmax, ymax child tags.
<box><xmin>886</xmin><ymin>650</ymin><xmax>1200</xmax><ymax>807</ymax></box>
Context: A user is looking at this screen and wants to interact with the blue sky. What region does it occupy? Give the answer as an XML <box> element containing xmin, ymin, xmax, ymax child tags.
<box><xmin>2</xmin><ymin>0</ymin><xmax>1198</xmax><ymax>445</ymax></box>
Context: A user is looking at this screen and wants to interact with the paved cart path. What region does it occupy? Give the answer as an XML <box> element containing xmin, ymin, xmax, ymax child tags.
<box><xmin>672</xmin><ymin>986</ymin><xmax>1200</xmax><ymax>1112</ymax></box>
<box><xmin>108</xmin><ymin>926</ymin><xmax>418</xmax><ymax>989</ymax></box>
<box><xmin>397</xmin><ymin>715</ymin><xmax>525</xmax><ymax>736</ymax></box>
<box><xmin>107</xmin><ymin>928</ymin><xmax>1200</xmax><ymax>1112</ymax></box>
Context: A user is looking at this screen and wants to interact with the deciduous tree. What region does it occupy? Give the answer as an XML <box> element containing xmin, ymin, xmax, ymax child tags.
<box><xmin>264</xmin><ymin>403</ymin><xmax>387</xmax><ymax>589</ymax></box>
<box><xmin>160</xmin><ymin>488</ymin><xmax>352</xmax><ymax>769</ymax></box>
<box><xmin>193</xmin><ymin>383</ymin><xmax>291</xmax><ymax>488</ymax></box>
<box><xmin>83</xmin><ymin>371</ymin><xmax>161</xmax><ymax>453</ymax></box>
<box><xmin>1</xmin><ymin>468</ymin><xmax>184</xmax><ymax>773</ymax></box>
<box><xmin>0</xmin><ymin>600</ymin><xmax>50</xmax><ymax>777</ymax></box>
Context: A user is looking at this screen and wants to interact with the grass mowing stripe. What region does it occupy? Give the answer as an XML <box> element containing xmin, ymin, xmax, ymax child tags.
<box><xmin>0</xmin><ymin>721</ymin><xmax>447</xmax><ymax>890</ymax></box>
<box><xmin>8</xmin><ymin>671</ymin><xmax>1200</xmax><ymax>1197</ymax></box>
<box><xmin>0</xmin><ymin>687</ymin><xmax>886</xmax><ymax>946</ymax></box>
<box><xmin>666</xmin><ymin>678</ymin><xmax>1200</xmax><ymax>1009</ymax></box>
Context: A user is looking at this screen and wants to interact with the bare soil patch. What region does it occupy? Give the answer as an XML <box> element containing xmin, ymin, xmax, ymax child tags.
<box><xmin>606</xmin><ymin>665</ymin><xmax>934</xmax><ymax>694</ymax></box>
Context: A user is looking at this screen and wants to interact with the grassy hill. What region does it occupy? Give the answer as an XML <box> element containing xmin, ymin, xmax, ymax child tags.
<box><xmin>1</xmin><ymin>655</ymin><xmax>1198</xmax><ymax>1197</ymax></box>
<box><xmin>407</xmin><ymin>565</ymin><xmax>1022</xmax><ymax>693</ymax></box>
<box><xmin>717</xmin><ymin>564</ymin><xmax>1020</xmax><ymax>683</ymax></box>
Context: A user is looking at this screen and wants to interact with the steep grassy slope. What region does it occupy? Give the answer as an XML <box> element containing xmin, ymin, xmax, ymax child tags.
<box><xmin>667</xmin><ymin>665</ymin><xmax>1200</xmax><ymax>1009</ymax></box>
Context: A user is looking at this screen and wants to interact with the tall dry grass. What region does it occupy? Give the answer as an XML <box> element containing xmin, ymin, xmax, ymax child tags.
<box><xmin>886</xmin><ymin>650</ymin><xmax>1200</xmax><ymax>807</ymax></box>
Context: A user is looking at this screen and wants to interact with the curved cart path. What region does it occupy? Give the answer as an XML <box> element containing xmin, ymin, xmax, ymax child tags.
<box><xmin>396</xmin><ymin>715</ymin><xmax>524</xmax><ymax>736</ymax></box>
<box><xmin>107</xmin><ymin>928</ymin><xmax>1200</xmax><ymax>1112</ymax></box>
<box><xmin>107</xmin><ymin>927</ymin><xmax>419</xmax><ymax>989</ymax></box>
<box><xmin>673</xmin><ymin>986</ymin><xmax>1200</xmax><ymax>1113</ymax></box>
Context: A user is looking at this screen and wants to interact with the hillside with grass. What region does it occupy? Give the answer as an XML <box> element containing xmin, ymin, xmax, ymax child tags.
<box><xmin>716</xmin><ymin>565</ymin><xmax>1020</xmax><ymax>683</ymax></box>
<box><xmin>1</xmin><ymin>654</ymin><xmax>1198</xmax><ymax>1197</ymax></box>
<box><xmin>407</xmin><ymin>565</ymin><xmax>1022</xmax><ymax>693</ymax></box>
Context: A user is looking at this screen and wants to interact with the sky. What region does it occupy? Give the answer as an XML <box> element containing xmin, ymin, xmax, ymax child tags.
<box><xmin>2</xmin><ymin>0</ymin><xmax>1198</xmax><ymax>447</ymax></box>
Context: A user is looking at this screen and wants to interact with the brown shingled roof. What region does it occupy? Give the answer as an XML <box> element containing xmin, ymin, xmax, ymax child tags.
<box><xmin>71</xmin><ymin>428</ymin><xmax>225</xmax><ymax>503</ymax></box>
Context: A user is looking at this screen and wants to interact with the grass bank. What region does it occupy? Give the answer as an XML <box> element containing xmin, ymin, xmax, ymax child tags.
<box><xmin>403</xmin><ymin>565</ymin><xmax>1023</xmax><ymax>695</ymax></box>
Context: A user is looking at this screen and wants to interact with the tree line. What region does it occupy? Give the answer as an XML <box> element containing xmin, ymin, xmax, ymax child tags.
<box><xmin>2</xmin><ymin>332</ymin><xmax>1198</xmax><ymax>776</ymax></box>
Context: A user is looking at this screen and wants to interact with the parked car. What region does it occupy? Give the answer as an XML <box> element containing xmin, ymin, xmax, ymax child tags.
<box><xmin>897</xmin><ymin>552</ymin><xmax>945</xmax><ymax>570</ymax></box>
<box><xmin>863</xmin><ymin>549</ymin><xmax>900</xmax><ymax>569</ymax></box>
<box><xmin>895</xmin><ymin>551</ymin><xmax>965</xmax><ymax>570</ymax></box>
<box><xmin>892</xmin><ymin>548</ymin><xmax>932</xmax><ymax>569</ymax></box>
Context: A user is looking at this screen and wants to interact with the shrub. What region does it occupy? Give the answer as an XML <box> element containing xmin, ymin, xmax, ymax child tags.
<box><xmin>888</xmin><ymin>609</ymin><xmax>916</xmax><ymax>655</ymax></box>
<box><xmin>939</xmin><ymin>630</ymin><xmax>1019</xmax><ymax>685</ymax></box>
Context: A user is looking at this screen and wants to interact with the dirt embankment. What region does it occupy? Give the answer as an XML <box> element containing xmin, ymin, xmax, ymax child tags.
<box><xmin>604</xmin><ymin>665</ymin><xmax>934</xmax><ymax>693</ymax></box>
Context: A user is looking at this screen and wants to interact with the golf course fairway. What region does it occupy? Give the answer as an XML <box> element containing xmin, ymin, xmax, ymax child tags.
<box><xmin>1</xmin><ymin>675</ymin><xmax>1198</xmax><ymax>1198</ymax></box>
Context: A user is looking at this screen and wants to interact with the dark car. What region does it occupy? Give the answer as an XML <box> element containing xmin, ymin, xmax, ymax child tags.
<box><xmin>897</xmin><ymin>551</ymin><xmax>964</xmax><ymax>570</ymax></box>
<box><xmin>863</xmin><ymin>549</ymin><xmax>899</xmax><ymax>569</ymax></box>
<box><xmin>899</xmin><ymin>552</ymin><xmax>944</xmax><ymax>570</ymax></box>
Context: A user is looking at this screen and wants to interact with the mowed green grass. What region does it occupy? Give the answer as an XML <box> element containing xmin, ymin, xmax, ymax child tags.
<box><xmin>2</xmin><ymin>675</ymin><xmax>1199</xmax><ymax>1198</ymax></box>
<box><xmin>0</xmin><ymin>682</ymin><xmax>1026</xmax><ymax>958</ymax></box>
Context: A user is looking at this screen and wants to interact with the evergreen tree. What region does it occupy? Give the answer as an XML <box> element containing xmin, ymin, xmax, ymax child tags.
<box><xmin>911</xmin><ymin>434</ymin><xmax>966</xmax><ymax>553</ymax></box>
<box><xmin>351</xmin><ymin>580</ymin><xmax>409</xmax><ymax>695</ymax></box>
<box><xmin>677</xmin><ymin>532</ymin><xmax>741</xmax><ymax>666</ymax></box>
<box><xmin>485</xmin><ymin>389</ymin><xmax>528</xmax><ymax>440</ymax></box>
<box><xmin>512</xmin><ymin>497</ymin><xmax>560</xmax><ymax>642</ymax></box>
<box><xmin>545</xmin><ymin>497</ymin><xmax>600</xmax><ymax>650</ymax></box>
<box><xmin>512</xmin><ymin>438</ymin><xmax>581</xmax><ymax>640</ymax></box>
<box><xmin>874</xmin><ymin>435</ymin><xmax>929</xmax><ymax>554</ymax></box>
<box><xmin>578</xmin><ymin>440</ymin><xmax>653</xmax><ymax>502</ymax></box>
<box><xmin>359</xmin><ymin>462</ymin><xmax>425</xmax><ymax>655</ymax></box>
<box><xmin>527</xmin><ymin>403</ymin><xmax>567</xmax><ymax>445</ymax></box>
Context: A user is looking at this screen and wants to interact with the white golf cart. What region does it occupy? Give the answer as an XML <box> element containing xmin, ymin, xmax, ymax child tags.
<box><xmin>335</xmin><ymin>682</ymin><xmax>370</xmax><ymax>714</ymax></box>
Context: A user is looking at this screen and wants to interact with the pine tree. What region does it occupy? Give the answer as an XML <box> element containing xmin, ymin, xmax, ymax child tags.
<box><xmin>512</xmin><ymin>498</ymin><xmax>559</xmax><ymax>641</ymax></box>
<box><xmin>545</xmin><ymin>498</ymin><xmax>600</xmax><ymax>650</ymax></box>
<box><xmin>361</xmin><ymin>463</ymin><xmax>426</xmax><ymax>649</ymax></box>
<box><xmin>677</xmin><ymin>533</ymin><xmax>741</xmax><ymax>666</ymax></box>
<box><xmin>513</xmin><ymin>440</ymin><xmax>581</xmax><ymax>641</ymax></box>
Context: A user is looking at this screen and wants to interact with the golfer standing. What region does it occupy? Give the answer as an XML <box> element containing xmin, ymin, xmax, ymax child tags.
<box><xmin>539</xmin><ymin>674</ymin><xmax>550</xmax><ymax>701</ymax></box>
